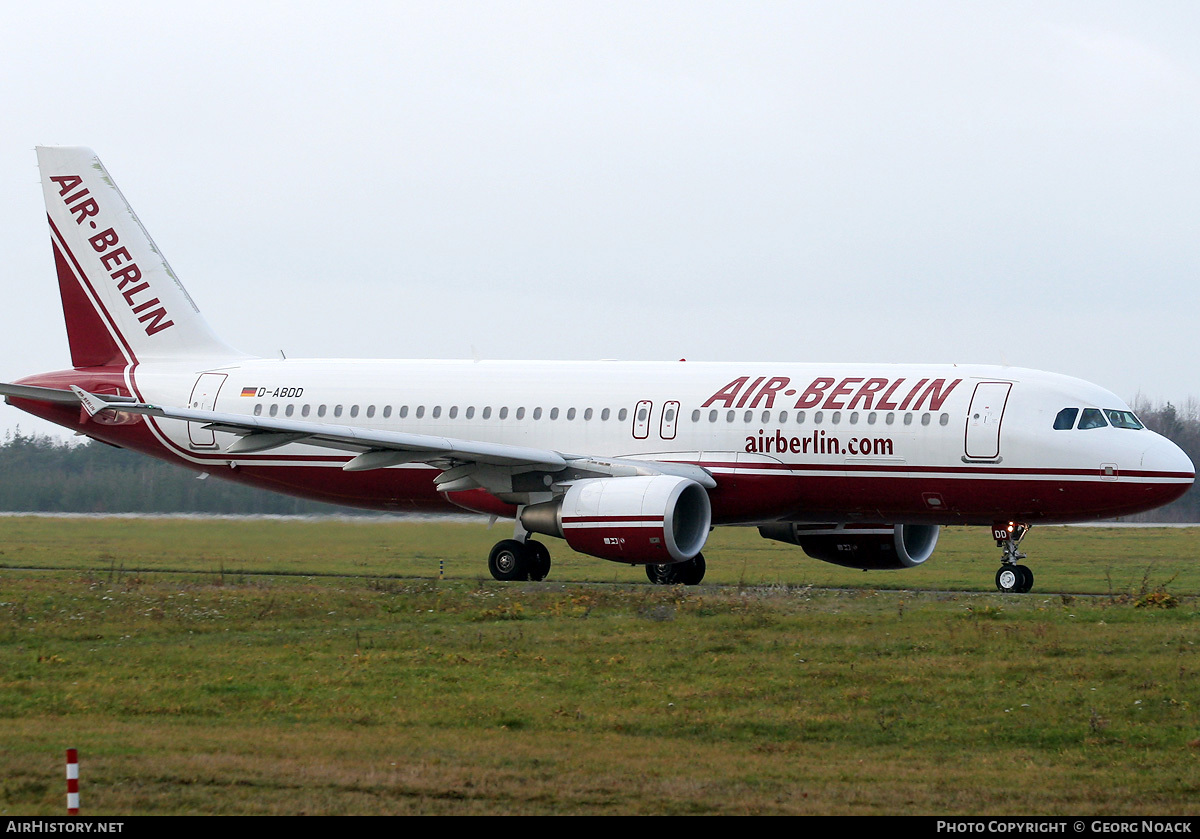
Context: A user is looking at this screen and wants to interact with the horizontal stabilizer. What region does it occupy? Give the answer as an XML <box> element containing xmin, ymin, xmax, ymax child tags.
<box><xmin>0</xmin><ymin>382</ymin><xmax>120</xmax><ymax>406</ymax></box>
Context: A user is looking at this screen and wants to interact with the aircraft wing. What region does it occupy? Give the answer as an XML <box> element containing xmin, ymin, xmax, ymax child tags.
<box><xmin>0</xmin><ymin>384</ymin><xmax>714</xmax><ymax>494</ymax></box>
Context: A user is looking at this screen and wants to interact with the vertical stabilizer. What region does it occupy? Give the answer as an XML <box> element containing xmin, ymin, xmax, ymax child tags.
<box><xmin>37</xmin><ymin>146</ymin><xmax>243</xmax><ymax>366</ymax></box>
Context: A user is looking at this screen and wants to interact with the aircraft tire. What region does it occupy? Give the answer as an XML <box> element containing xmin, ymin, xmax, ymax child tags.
<box><xmin>489</xmin><ymin>539</ymin><xmax>531</xmax><ymax>582</ymax></box>
<box><xmin>646</xmin><ymin>563</ymin><xmax>681</xmax><ymax>585</ymax></box>
<box><xmin>1015</xmin><ymin>564</ymin><xmax>1034</xmax><ymax>593</ymax></box>
<box><xmin>646</xmin><ymin>554</ymin><xmax>705</xmax><ymax>585</ymax></box>
<box><xmin>678</xmin><ymin>553</ymin><xmax>706</xmax><ymax>585</ymax></box>
<box><xmin>996</xmin><ymin>566</ymin><xmax>1020</xmax><ymax>593</ymax></box>
<box><xmin>527</xmin><ymin>540</ymin><xmax>552</xmax><ymax>582</ymax></box>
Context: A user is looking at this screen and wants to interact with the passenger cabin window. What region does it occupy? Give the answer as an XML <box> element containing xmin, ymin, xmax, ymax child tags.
<box><xmin>1078</xmin><ymin>408</ymin><xmax>1107</xmax><ymax>430</ymax></box>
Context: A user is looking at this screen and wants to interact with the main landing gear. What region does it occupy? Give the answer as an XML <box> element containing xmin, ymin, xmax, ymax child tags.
<box><xmin>645</xmin><ymin>553</ymin><xmax>706</xmax><ymax>586</ymax></box>
<box><xmin>993</xmin><ymin>521</ymin><xmax>1034</xmax><ymax>593</ymax></box>
<box><xmin>487</xmin><ymin>539</ymin><xmax>552</xmax><ymax>582</ymax></box>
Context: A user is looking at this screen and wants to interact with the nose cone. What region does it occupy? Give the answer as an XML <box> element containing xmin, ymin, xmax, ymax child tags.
<box><xmin>1143</xmin><ymin>434</ymin><xmax>1195</xmax><ymax>479</ymax></box>
<box><xmin>1140</xmin><ymin>433</ymin><xmax>1195</xmax><ymax>510</ymax></box>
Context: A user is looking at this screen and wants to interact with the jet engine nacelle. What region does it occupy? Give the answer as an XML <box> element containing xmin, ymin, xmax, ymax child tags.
<box><xmin>757</xmin><ymin>523</ymin><xmax>939</xmax><ymax>570</ymax></box>
<box><xmin>521</xmin><ymin>475</ymin><xmax>712</xmax><ymax>564</ymax></box>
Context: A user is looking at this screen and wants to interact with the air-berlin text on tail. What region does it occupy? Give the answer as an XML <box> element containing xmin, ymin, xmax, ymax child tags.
<box><xmin>703</xmin><ymin>375</ymin><xmax>962</xmax><ymax>412</ymax></box>
<box><xmin>49</xmin><ymin>174</ymin><xmax>175</xmax><ymax>337</ymax></box>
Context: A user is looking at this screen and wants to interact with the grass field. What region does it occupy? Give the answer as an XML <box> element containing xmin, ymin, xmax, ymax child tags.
<box><xmin>1</xmin><ymin>517</ymin><xmax>1198</xmax><ymax>815</ymax></box>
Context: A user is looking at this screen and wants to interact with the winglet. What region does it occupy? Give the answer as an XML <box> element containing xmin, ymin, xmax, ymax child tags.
<box><xmin>69</xmin><ymin>385</ymin><xmax>109</xmax><ymax>418</ymax></box>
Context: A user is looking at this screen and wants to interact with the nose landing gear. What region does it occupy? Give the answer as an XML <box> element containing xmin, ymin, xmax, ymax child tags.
<box><xmin>993</xmin><ymin>522</ymin><xmax>1034</xmax><ymax>593</ymax></box>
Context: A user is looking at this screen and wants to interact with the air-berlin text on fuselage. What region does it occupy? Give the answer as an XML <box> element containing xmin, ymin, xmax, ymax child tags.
<box><xmin>49</xmin><ymin>174</ymin><xmax>174</xmax><ymax>336</ymax></box>
<box><xmin>702</xmin><ymin>375</ymin><xmax>962</xmax><ymax>412</ymax></box>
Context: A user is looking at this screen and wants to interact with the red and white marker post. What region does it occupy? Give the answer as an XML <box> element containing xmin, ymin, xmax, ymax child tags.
<box><xmin>66</xmin><ymin>748</ymin><xmax>79</xmax><ymax>815</ymax></box>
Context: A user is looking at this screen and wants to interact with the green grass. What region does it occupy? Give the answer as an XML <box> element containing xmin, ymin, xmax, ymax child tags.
<box><xmin>1</xmin><ymin>518</ymin><xmax>1198</xmax><ymax>814</ymax></box>
<box><xmin>0</xmin><ymin>517</ymin><xmax>1197</xmax><ymax>595</ymax></box>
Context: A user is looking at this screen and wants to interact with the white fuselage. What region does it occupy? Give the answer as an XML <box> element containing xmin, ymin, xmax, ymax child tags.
<box><xmin>77</xmin><ymin>357</ymin><xmax>1187</xmax><ymax>525</ymax></box>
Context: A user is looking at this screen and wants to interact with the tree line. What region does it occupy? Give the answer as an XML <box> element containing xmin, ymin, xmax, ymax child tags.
<box><xmin>0</xmin><ymin>401</ymin><xmax>1196</xmax><ymax>520</ymax></box>
<box><xmin>0</xmin><ymin>429</ymin><xmax>349</xmax><ymax>515</ymax></box>
<box><xmin>1128</xmin><ymin>399</ymin><xmax>1200</xmax><ymax>522</ymax></box>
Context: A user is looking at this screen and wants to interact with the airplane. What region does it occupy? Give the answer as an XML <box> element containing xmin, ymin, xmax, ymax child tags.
<box><xmin>1</xmin><ymin>146</ymin><xmax>1193</xmax><ymax>593</ymax></box>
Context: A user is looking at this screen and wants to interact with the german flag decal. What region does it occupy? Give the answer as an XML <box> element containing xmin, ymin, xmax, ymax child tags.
<box><xmin>240</xmin><ymin>386</ymin><xmax>257</xmax><ymax>397</ymax></box>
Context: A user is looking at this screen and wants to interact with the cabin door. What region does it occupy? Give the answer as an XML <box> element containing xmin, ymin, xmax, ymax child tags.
<box><xmin>964</xmin><ymin>382</ymin><xmax>1011</xmax><ymax>460</ymax></box>
<box><xmin>187</xmin><ymin>372</ymin><xmax>227</xmax><ymax>449</ymax></box>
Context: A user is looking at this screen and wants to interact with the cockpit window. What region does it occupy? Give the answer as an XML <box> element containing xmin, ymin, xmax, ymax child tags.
<box><xmin>1078</xmin><ymin>408</ymin><xmax>1108</xmax><ymax>430</ymax></box>
<box><xmin>1104</xmin><ymin>409</ymin><xmax>1143</xmax><ymax>430</ymax></box>
<box><xmin>1053</xmin><ymin>408</ymin><xmax>1078</xmax><ymax>430</ymax></box>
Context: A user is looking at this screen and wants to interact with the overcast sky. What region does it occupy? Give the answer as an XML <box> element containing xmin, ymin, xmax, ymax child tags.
<box><xmin>1</xmin><ymin>1</ymin><xmax>1197</xmax><ymax>439</ymax></box>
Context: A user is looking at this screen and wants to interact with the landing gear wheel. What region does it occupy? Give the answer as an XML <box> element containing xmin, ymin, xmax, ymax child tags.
<box><xmin>678</xmin><ymin>553</ymin><xmax>706</xmax><ymax>585</ymax></box>
<box><xmin>1015</xmin><ymin>564</ymin><xmax>1034</xmax><ymax>593</ymax></box>
<box><xmin>527</xmin><ymin>540</ymin><xmax>552</xmax><ymax>582</ymax></box>
<box><xmin>645</xmin><ymin>554</ymin><xmax>706</xmax><ymax>585</ymax></box>
<box><xmin>996</xmin><ymin>566</ymin><xmax>1020</xmax><ymax>593</ymax></box>
<box><xmin>646</xmin><ymin>563</ymin><xmax>681</xmax><ymax>585</ymax></box>
<box><xmin>488</xmin><ymin>539</ymin><xmax>530</xmax><ymax>582</ymax></box>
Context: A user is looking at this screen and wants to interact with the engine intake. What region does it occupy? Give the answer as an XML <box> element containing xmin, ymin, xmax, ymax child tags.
<box><xmin>758</xmin><ymin>523</ymin><xmax>939</xmax><ymax>570</ymax></box>
<box><xmin>521</xmin><ymin>475</ymin><xmax>711</xmax><ymax>564</ymax></box>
